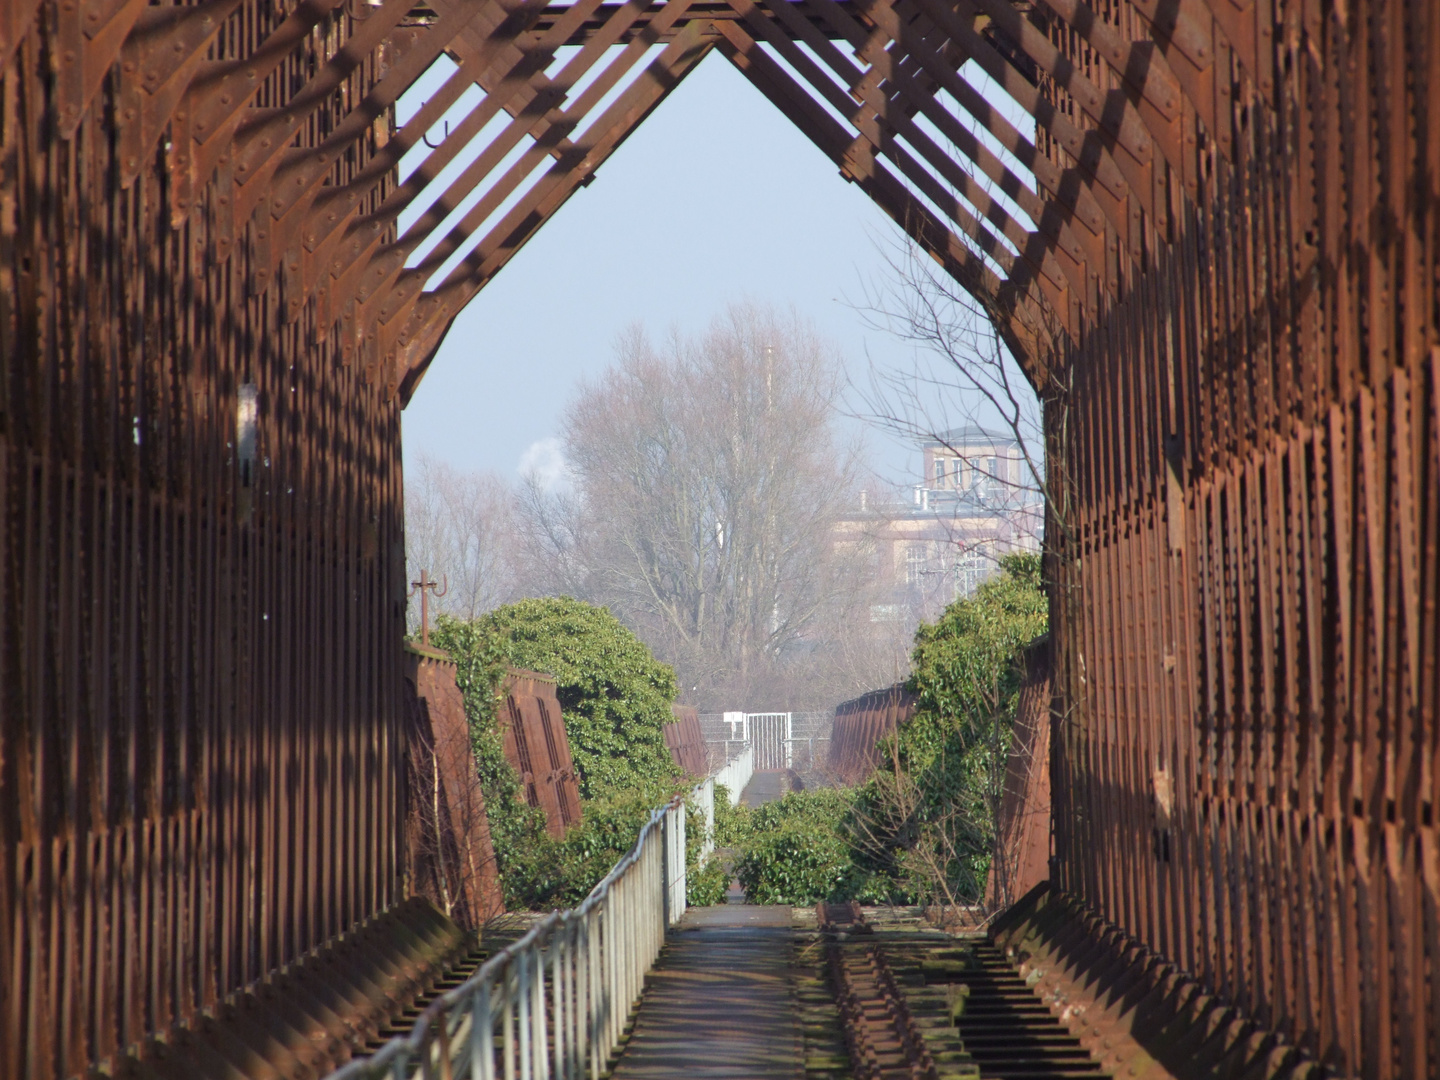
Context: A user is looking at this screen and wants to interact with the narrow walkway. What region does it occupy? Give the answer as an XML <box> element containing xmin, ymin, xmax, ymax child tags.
<box><xmin>739</xmin><ymin>770</ymin><xmax>792</xmax><ymax>807</ymax></box>
<box><xmin>609</xmin><ymin>905</ymin><xmax>800</xmax><ymax>1079</ymax></box>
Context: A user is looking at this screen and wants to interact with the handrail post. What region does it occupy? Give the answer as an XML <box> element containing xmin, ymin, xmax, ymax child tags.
<box><xmin>323</xmin><ymin>798</ymin><xmax>692</xmax><ymax>1080</ymax></box>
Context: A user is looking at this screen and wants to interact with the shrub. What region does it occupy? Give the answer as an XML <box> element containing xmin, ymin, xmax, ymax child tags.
<box><xmin>849</xmin><ymin>552</ymin><xmax>1047</xmax><ymax>906</ymax></box>
<box><xmin>733</xmin><ymin>789</ymin><xmax>896</xmax><ymax>905</ymax></box>
<box><xmin>498</xmin><ymin>785</ymin><xmax>678</xmax><ymax>910</ymax></box>
<box><xmin>711</xmin><ymin>784</ymin><xmax>750</xmax><ymax>848</ymax></box>
<box><xmin>687</xmin><ymin>858</ymin><xmax>731</xmax><ymax>906</ymax></box>
<box><xmin>428</xmin><ymin>599</ymin><xmax>683</xmax><ymax>909</ymax></box>
<box><xmin>461</xmin><ymin>597</ymin><xmax>680</xmax><ymax>798</ymax></box>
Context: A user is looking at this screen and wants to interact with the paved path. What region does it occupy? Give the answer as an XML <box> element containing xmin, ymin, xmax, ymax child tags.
<box><xmin>609</xmin><ymin>905</ymin><xmax>800</xmax><ymax>1079</ymax></box>
<box><xmin>739</xmin><ymin>770</ymin><xmax>792</xmax><ymax>807</ymax></box>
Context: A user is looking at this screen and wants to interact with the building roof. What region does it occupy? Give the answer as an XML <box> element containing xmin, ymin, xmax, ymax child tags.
<box><xmin>923</xmin><ymin>424</ymin><xmax>1021</xmax><ymax>450</ymax></box>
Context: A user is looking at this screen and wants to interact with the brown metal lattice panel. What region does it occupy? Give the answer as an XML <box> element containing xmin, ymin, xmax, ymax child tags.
<box><xmin>499</xmin><ymin>668</ymin><xmax>583</xmax><ymax>837</ymax></box>
<box><xmin>828</xmin><ymin>683</ymin><xmax>917</xmax><ymax>784</ymax></box>
<box><xmin>0</xmin><ymin>6</ymin><xmax>410</xmax><ymax>1078</ymax></box>
<box><xmin>3</xmin><ymin>1</ymin><xmax>1437</xmax><ymax>1077</ymax></box>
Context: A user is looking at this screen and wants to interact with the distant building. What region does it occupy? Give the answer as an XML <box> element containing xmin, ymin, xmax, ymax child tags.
<box><xmin>923</xmin><ymin>424</ymin><xmax>1029</xmax><ymax>500</ymax></box>
<box><xmin>836</xmin><ymin>426</ymin><xmax>1042</xmax><ymax>626</ymax></box>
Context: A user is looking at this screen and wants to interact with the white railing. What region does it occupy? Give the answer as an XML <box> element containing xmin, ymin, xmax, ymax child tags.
<box><xmin>748</xmin><ymin>712</ymin><xmax>792</xmax><ymax>770</ymax></box>
<box><xmin>689</xmin><ymin>777</ymin><xmax>715</xmax><ymax>862</ymax></box>
<box><xmin>712</xmin><ymin>744</ymin><xmax>753</xmax><ymax>807</ymax></box>
<box><xmin>328</xmin><ymin>798</ymin><xmax>688</xmax><ymax>1080</ymax></box>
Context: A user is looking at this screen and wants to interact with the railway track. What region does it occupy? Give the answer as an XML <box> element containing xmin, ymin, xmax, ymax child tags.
<box><xmin>816</xmin><ymin>903</ymin><xmax>1110</xmax><ymax>1080</ymax></box>
<box><xmin>357</xmin><ymin>944</ymin><xmax>491</xmax><ymax>1054</ymax></box>
<box><xmin>356</xmin><ymin>915</ymin><xmax>539</xmax><ymax>1057</ymax></box>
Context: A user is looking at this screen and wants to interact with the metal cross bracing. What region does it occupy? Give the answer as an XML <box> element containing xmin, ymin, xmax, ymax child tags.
<box><xmin>0</xmin><ymin>0</ymin><xmax>1229</xmax><ymax>408</ymax></box>
<box><xmin>2</xmin><ymin>0</ymin><xmax>1437</xmax><ymax>1078</ymax></box>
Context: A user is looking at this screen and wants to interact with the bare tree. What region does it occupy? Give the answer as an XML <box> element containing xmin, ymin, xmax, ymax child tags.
<box><xmin>846</xmin><ymin>241</ymin><xmax>1072</xmax><ymax>916</ymax></box>
<box><xmin>404</xmin><ymin>455</ymin><xmax>519</xmax><ymax>629</ymax></box>
<box><xmin>853</xmin><ymin>239</ymin><xmax>1056</xmax><ymax>549</ymax></box>
<box><xmin>521</xmin><ymin>302</ymin><xmax>882</xmax><ymax>710</ymax></box>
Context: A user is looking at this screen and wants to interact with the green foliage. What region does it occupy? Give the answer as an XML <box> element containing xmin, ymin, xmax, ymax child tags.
<box><xmin>429</xmin><ymin>599</ymin><xmax>683</xmax><ymax>910</ymax></box>
<box><xmin>732</xmin><ymin>790</ymin><xmax>897</xmax><ymax>905</ymax></box>
<box><xmin>711</xmin><ymin>784</ymin><xmax>749</xmax><ymax>848</ymax></box>
<box><xmin>465</xmin><ymin>597</ymin><xmax>680</xmax><ymax>798</ymax></box>
<box><xmin>687</xmin><ymin>857</ymin><xmax>731</xmax><ymax>907</ymax></box>
<box><xmin>849</xmin><ymin>552</ymin><xmax>1047</xmax><ymax>905</ymax></box>
<box><xmin>684</xmin><ymin>798</ymin><xmax>731</xmax><ymax>906</ymax></box>
<box><xmin>501</xmin><ymin>785</ymin><xmax>690</xmax><ymax>910</ymax></box>
<box><xmin>904</xmin><ymin>552</ymin><xmax>1047</xmax><ymax>767</ymax></box>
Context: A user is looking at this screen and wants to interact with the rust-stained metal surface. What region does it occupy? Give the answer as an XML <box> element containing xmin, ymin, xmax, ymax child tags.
<box><xmin>828</xmin><ymin>684</ymin><xmax>917</xmax><ymax>784</ymax></box>
<box><xmin>1036</xmin><ymin>3</ymin><xmax>1440</xmax><ymax>1077</ymax></box>
<box><xmin>665</xmin><ymin>704</ymin><xmax>710</xmax><ymax>779</ymax></box>
<box><xmin>115</xmin><ymin>898</ymin><xmax>470</xmax><ymax>1080</ymax></box>
<box><xmin>498</xmin><ymin>668</ymin><xmax>582</xmax><ymax>836</ymax></box>
<box><xmin>3</xmin><ymin>0</ymin><xmax>1437</xmax><ymax>1076</ymax></box>
<box><xmin>1</xmin><ymin>4</ymin><xmax>410</xmax><ymax>1077</ymax></box>
<box><xmin>992</xmin><ymin>887</ymin><xmax>1325</xmax><ymax>1080</ymax></box>
<box><xmin>403</xmin><ymin>645</ymin><xmax>505</xmax><ymax>930</ymax></box>
<box><xmin>987</xmin><ymin>639</ymin><xmax>1052</xmax><ymax>910</ymax></box>
<box><xmin>818</xmin><ymin>901</ymin><xmax>945</xmax><ymax>1080</ymax></box>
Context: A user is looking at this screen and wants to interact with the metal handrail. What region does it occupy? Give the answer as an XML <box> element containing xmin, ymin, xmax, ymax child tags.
<box><xmin>329</xmin><ymin>796</ymin><xmax>689</xmax><ymax>1080</ymax></box>
<box><xmin>712</xmin><ymin>745</ymin><xmax>753</xmax><ymax>807</ymax></box>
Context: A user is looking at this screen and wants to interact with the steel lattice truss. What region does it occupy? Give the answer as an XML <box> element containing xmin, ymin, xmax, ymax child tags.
<box><xmin>2</xmin><ymin>0</ymin><xmax>1438</xmax><ymax>1079</ymax></box>
<box><xmin>0</xmin><ymin>0</ymin><xmax>1263</xmax><ymax>396</ymax></box>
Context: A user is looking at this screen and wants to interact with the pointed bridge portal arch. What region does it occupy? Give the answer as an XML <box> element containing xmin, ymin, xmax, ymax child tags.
<box><xmin>9</xmin><ymin>0</ymin><xmax>1438</xmax><ymax>1078</ymax></box>
<box><xmin>52</xmin><ymin>0</ymin><xmax>1237</xmax><ymax>404</ymax></box>
<box><xmin>339</xmin><ymin>0</ymin><xmax>1205</xmax><ymax>398</ymax></box>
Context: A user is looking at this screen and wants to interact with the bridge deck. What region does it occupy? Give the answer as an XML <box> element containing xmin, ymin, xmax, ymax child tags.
<box><xmin>610</xmin><ymin>905</ymin><xmax>801</xmax><ymax>1079</ymax></box>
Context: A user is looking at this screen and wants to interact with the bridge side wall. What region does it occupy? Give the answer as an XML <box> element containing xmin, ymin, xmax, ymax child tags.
<box><xmin>1044</xmin><ymin>3</ymin><xmax>1439</xmax><ymax>1075</ymax></box>
<box><xmin>828</xmin><ymin>685</ymin><xmax>917</xmax><ymax>785</ymax></box>
<box><xmin>500</xmin><ymin>669</ymin><xmax>583</xmax><ymax>837</ymax></box>
<box><xmin>0</xmin><ymin>11</ymin><xmax>408</xmax><ymax>1079</ymax></box>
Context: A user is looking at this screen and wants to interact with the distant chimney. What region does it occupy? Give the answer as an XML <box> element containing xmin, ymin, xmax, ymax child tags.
<box><xmin>859</xmin><ymin>489</ymin><xmax>868</xmax><ymax>512</ymax></box>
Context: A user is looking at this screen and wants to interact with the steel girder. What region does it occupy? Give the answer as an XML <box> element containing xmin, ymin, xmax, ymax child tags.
<box><xmin>3</xmin><ymin>1</ymin><xmax>1439</xmax><ymax>1079</ymax></box>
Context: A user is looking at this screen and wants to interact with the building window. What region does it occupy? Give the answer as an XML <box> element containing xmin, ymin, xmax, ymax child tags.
<box><xmin>954</xmin><ymin>550</ymin><xmax>987</xmax><ymax>599</ymax></box>
<box><xmin>906</xmin><ymin>545</ymin><xmax>926</xmax><ymax>586</ymax></box>
<box><xmin>935</xmin><ymin>459</ymin><xmax>946</xmax><ymax>485</ymax></box>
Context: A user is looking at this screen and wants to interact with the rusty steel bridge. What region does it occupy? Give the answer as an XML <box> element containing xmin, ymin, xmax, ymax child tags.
<box><xmin>1</xmin><ymin>0</ymin><xmax>1437</xmax><ymax>1076</ymax></box>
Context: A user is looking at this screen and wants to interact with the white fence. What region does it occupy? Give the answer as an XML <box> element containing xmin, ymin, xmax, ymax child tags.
<box><xmin>689</xmin><ymin>777</ymin><xmax>715</xmax><ymax>862</ymax></box>
<box><xmin>700</xmin><ymin>712</ymin><xmax>833</xmax><ymax>778</ymax></box>
<box><xmin>329</xmin><ymin>798</ymin><xmax>688</xmax><ymax>1080</ymax></box>
<box><xmin>748</xmin><ymin>712</ymin><xmax>791</xmax><ymax>769</ymax></box>
<box><xmin>712</xmin><ymin>744</ymin><xmax>753</xmax><ymax>806</ymax></box>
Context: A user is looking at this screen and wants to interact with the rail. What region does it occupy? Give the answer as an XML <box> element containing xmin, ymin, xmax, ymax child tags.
<box><xmin>329</xmin><ymin>798</ymin><xmax>688</xmax><ymax>1080</ymax></box>
<box><xmin>712</xmin><ymin>745</ymin><xmax>753</xmax><ymax>806</ymax></box>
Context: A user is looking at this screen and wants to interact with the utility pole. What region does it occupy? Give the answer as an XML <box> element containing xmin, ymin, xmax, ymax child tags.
<box><xmin>408</xmin><ymin>569</ymin><xmax>448</xmax><ymax>646</ymax></box>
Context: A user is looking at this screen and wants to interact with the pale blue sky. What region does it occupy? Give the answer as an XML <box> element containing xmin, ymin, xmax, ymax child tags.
<box><xmin>396</xmin><ymin>48</ymin><xmax>1033</xmax><ymax>488</ymax></box>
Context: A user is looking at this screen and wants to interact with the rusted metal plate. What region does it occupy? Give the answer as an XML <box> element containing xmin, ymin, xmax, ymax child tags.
<box><xmin>828</xmin><ymin>683</ymin><xmax>917</xmax><ymax>784</ymax></box>
<box><xmin>987</xmin><ymin>639</ymin><xmax>1053</xmax><ymax>910</ymax></box>
<box><xmin>499</xmin><ymin>668</ymin><xmax>582</xmax><ymax>836</ymax></box>
<box><xmin>665</xmin><ymin>704</ymin><xmax>710</xmax><ymax>779</ymax></box>
<box><xmin>403</xmin><ymin>645</ymin><xmax>505</xmax><ymax>929</ymax></box>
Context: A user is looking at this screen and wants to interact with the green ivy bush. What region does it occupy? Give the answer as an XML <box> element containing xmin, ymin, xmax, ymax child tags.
<box><xmin>461</xmin><ymin>597</ymin><xmax>680</xmax><ymax>798</ymax></box>
<box><xmin>718</xmin><ymin>556</ymin><xmax>1047</xmax><ymax>909</ymax></box>
<box><xmin>733</xmin><ymin>789</ymin><xmax>897</xmax><ymax>905</ymax></box>
<box><xmin>429</xmin><ymin>598</ymin><xmax>684</xmax><ymax>910</ymax></box>
<box><xmin>711</xmin><ymin>784</ymin><xmax>749</xmax><ymax>848</ymax></box>
<box><xmin>851</xmin><ymin>552</ymin><xmax>1048</xmax><ymax>905</ymax></box>
<box><xmin>685</xmin><ymin>799</ymin><xmax>731</xmax><ymax>906</ymax></box>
